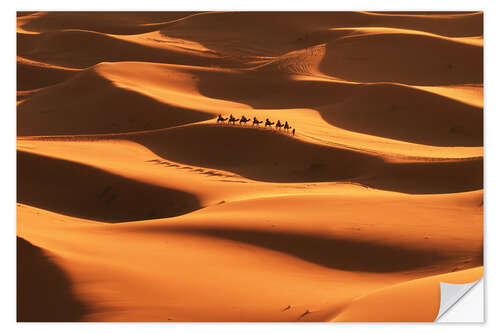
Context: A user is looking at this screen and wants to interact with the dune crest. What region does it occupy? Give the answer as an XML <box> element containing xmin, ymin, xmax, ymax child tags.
<box><xmin>17</xmin><ymin>11</ymin><xmax>483</xmax><ymax>322</ymax></box>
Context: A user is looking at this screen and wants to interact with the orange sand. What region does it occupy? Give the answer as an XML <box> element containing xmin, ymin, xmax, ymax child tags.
<box><xmin>17</xmin><ymin>11</ymin><xmax>483</xmax><ymax>322</ymax></box>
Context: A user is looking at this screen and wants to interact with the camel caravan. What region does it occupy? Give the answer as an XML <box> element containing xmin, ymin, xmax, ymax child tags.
<box><xmin>216</xmin><ymin>114</ymin><xmax>296</xmax><ymax>136</ymax></box>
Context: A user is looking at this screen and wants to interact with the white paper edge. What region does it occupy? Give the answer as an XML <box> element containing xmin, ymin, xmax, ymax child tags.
<box><xmin>436</xmin><ymin>278</ymin><xmax>484</xmax><ymax>322</ymax></box>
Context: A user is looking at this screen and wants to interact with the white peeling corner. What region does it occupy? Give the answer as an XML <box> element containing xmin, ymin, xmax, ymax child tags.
<box><xmin>436</xmin><ymin>278</ymin><xmax>484</xmax><ymax>322</ymax></box>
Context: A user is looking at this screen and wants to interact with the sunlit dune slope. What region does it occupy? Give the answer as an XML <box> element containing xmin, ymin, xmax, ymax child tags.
<box><xmin>124</xmin><ymin>124</ymin><xmax>482</xmax><ymax>192</ymax></box>
<box><xmin>17</xmin><ymin>185</ymin><xmax>482</xmax><ymax>321</ymax></box>
<box><xmin>317</xmin><ymin>83</ymin><xmax>482</xmax><ymax>147</ymax></box>
<box><xmin>128</xmin><ymin>124</ymin><xmax>382</xmax><ymax>183</ymax></box>
<box><xmin>87</xmin><ymin>61</ymin><xmax>482</xmax><ymax>147</ymax></box>
<box><xmin>331</xmin><ymin>266</ymin><xmax>483</xmax><ymax>322</ymax></box>
<box><xmin>16</xmin><ymin>11</ymin><xmax>483</xmax><ymax>322</ymax></box>
<box><xmin>17</xmin><ymin>59</ymin><xmax>482</xmax><ymax>149</ymax></box>
<box><xmin>319</xmin><ymin>31</ymin><xmax>482</xmax><ymax>85</ymax></box>
<box><xmin>17</xmin><ymin>11</ymin><xmax>198</xmax><ymax>35</ymax></box>
<box><xmin>160</xmin><ymin>11</ymin><xmax>482</xmax><ymax>57</ymax></box>
<box><xmin>18</xmin><ymin>151</ymin><xmax>201</xmax><ymax>222</ymax></box>
<box><xmin>17</xmin><ymin>123</ymin><xmax>483</xmax><ymax>194</ymax></box>
<box><xmin>17</xmin><ymin>29</ymin><xmax>233</xmax><ymax>70</ymax></box>
<box><xmin>17</xmin><ymin>67</ymin><xmax>213</xmax><ymax>136</ymax></box>
<box><xmin>17</xmin><ymin>57</ymin><xmax>81</xmax><ymax>91</ymax></box>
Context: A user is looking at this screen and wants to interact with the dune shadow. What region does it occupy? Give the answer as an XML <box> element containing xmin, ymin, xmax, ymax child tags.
<box><xmin>17</xmin><ymin>69</ymin><xmax>215</xmax><ymax>136</ymax></box>
<box><xmin>17</xmin><ymin>151</ymin><xmax>202</xmax><ymax>222</ymax></box>
<box><xmin>317</xmin><ymin>84</ymin><xmax>483</xmax><ymax>147</ymax></box>
<box><xmin>17</xmin><ymin>237</ymin><xmax>89</xmax><ymax>321</ymax></box>
<box><xmin>164</xmin><ymin>226</ymin><xmax>454</xmax><ymax>272</ymax></box>
<box><xmin>129</xmin><ymin>125</ymin><xmax>482</xmax><ymax>193</ymax></box>
<box><xmin>17</xmin><ymin>61</ymin><xmax>78</xmax><ymax>91</ymax></box>
<box><xmin>320</xmin><ymin>33</ymin><xmax>483</xmax><ymax>86</ymax></box>
<box><xmin>360</xmin><ymin>158</ymin><xmax>483</xmax><ymax>194</ymax></box>
<box><xmin>17</xmin><ymin>30</ymin><xmax>235</xmax><ymax>69</ymax></box>
<box><xmin>129</xmin><ymin>125</ymin><xmax>383</xmax><ymax>183</ymax></box>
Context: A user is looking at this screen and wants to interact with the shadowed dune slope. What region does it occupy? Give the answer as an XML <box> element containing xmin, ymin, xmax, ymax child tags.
<box><xmin>17</xmin><ymin>237</ymin><xmax>89</xmax><ymax>322</ymax></box>
<box><xmin>17</xmin><ymin>68</ymin><xmax>213</xmax><ymax>136</ymax></box>
<box><xmin>15</xmin><ymin>11</ymin><xmax>484</xmax><ymax>322</ymax></box>
<box><xmin>161</xmin><ymin>11</ymin><xmax>482</xmax><ymax>57</ymax></box>
<box><xmin>129</xmin><ymin>124</ymin><xmax>384</xmax><ymax>183</ymax></box>
<box><xmin>17</xmin><ymin>11</ymin><xmax>199</xmax><ymax>35</ymax></box>
<box><xmin>364</xmin><ymin>158</ymin><xmax>483</xmax><ymax>194</ymax></box>
<box><xmin>320</xmin><ymin>32</ymin><xmax>482</xmax><ymax>85</ymax></box>
<box><xmin>17</xmin><ymin>151</ymin><xmax>202</xmax><ymax>222</ymax></box>
<box><xmin>317</xmin><ymin>83</ymin><xmax>483</xmax><ymax>147</ymax></box>
<box><xmin>100</xmin><ymin>62</ymin><xmax>483</xmax><ymax>147</ymax></box>
<box><xmin>17</xmin><ymin>58</ymin><xmax>80</xmax><ymax>91</ymax></box>
<box><xmin>17</xmin><ymin>29</ymin><xmax>231</xmax><ymax>69</ymax></box>
<box><xmin>125</xmin><ymin>124</ymin><xmax>482</xmax><ymax>193</ymax></box>
<box><xmin>163</xmin><ymin>226</ymin><xmax>448</xmax><ymax>272</ymax></box>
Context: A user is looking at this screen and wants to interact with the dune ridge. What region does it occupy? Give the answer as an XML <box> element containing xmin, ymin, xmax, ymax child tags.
<box><xmin>17</xmin><ymin>11</ymin><xmax>483</xmax><ymax>322</ymax></box>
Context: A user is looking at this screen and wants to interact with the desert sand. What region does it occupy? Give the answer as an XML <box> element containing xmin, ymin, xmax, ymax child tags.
<box><xmin>16</xmin><ymin>11</ymin><xmax>483</xmax><ymax>322</ymax></box>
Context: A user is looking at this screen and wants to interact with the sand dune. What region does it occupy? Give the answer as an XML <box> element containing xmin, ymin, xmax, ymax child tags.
<box><xmin>18</xmin><ymin>59</ymin><xmax>482</xmax><ymax>148</ymax></box>
<box><xmin>16</xmin><ymin>11</ymin><xmax>483</xmax><ymax>322</ymax></box>
<box><xmin>317</xmin><ymin>83</ymin><xmax>483</xmax><ymax>146</ymax></box>
<box><xmin>331</xmin><ymin>266</ymin><xmax>483</xmax><ymax>321</ymax></box>
<box><xmin>17</xmin><ymin>67</ymin><xmax>214</xmax><ymax>136</ymax></box>
<box><xmin>18</xmin><ymin>151</ymin><xmax>201</xmax><ymax>222</ymax></box>
<box><xmin>319</xmin><ymin>30</ymin><xmax>482</xmax><ymax>85</ymax></box>
<box><xmin>17</xmin><ymin>29</ymin><xmax>234</xmax><ymax>70</ymax></box>
<box><xmin>17</xmin><ymin>56</ymin><xmax>81</xmax><ymax>91</ymax></box>
<box><xmin>129</xmin><ymin>124</ymin><xmax>383</xmax><ymax>183</ymax></box>
<box><xmin>17</xmin><ymin>185</ymin><xmax>482</xmax><ymax>320</ymax></box>
<box><xmin>17</xmin><ymin>237</ymin><xmax>89</xmax><ymax>321</ymax></box>
<box><xmin>17</xmin><ymin>11</ymin><xmax>197</xmax><ymax>35</ymax></box>
<box><xmin>161</xmin><ymin>11</ymin><xmax>482</xmax><ymax>57</ymax></box>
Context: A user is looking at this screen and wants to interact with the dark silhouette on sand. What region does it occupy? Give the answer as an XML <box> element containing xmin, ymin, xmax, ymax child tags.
<box><xmin>253</xmin><ymin>117</ymin><xmax>263</xmax><ymax>126</ymax></box>
<box><xmin>216</xmin><ymin>114</ymin><xmax>228</xmax><ymax>123</ymax></box>
<box><xmin>265</xmin><ymin>118</ymin><xmax>275</xmax><ymax>128</ymax></box>
<box><xmin>228</xmin><ymin>114</ymin><xmax>240</xmax><ymax>125</ymax></box>
<box><xmin>284</xmin><ymin>121</ymin><xmax>291</xmax><ymax>132</ymax></box>
<box><xmin>276</xmin><ymin>120</ymin><xmax>284</xmax><ymax>130</ymax></box>
<box><xmin>215</xmin><ymin>115</ymin><xmax>296</xmax><ymax>136</ymax></box>
<box><xmin>239</xmin><ymin>115</ymin><xmax>251</xmax><ymax>125</ymax></box>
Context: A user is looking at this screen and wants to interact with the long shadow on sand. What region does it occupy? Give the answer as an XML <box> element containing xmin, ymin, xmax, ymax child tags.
<box><xmin>17</xmin><ymin>151</ymin><xmax>202</xmax><ymax>222</ymax></box>
<box><xmin>160</xmin><ymin>226</ymin><xmax>481</xmax><ymax>273</ymax></box>
<box><xmin>129</xmin><ymin>125</ymin><xmax>483</xmax><ymax>194</ymax></box>
<box><xmin>17</xmin><ymin>237</ymin><xmax>89</xmax><ymax>321</ymax></box>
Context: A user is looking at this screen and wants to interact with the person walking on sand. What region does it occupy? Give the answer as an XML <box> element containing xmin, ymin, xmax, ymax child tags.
<box><xmin>292</xmin><ymin>128</ymin><xmax>295</xmax><ymax>136</ymax></box>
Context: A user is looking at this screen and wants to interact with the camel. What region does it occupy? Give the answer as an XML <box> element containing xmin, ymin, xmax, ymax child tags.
<box><xmin>228</xmin><ymin>115</ymin><xmax>240</xmax><ymax>125</ymax></box>
<box><xmin>252</xmin><ymin>117</ymin><xmax>263</xmax><ymax>126</ymax></box>
<box><xmin>276</xmin><ymin>120</ymin><xmax>284</xmax><ymax>130</ymax></box>
<box><xmin>239</xmin><ymin>116</ymin><xmax>251</xmax><ymax>125</ymax></box>
<box><xmin>216</xmin><ymin>114</ymin><xmax>228</xmax><ymax>123</ymax></box>
<box><xmin>265</xmin><ymin>118</ymin><xmax>274</xmax><ymax>127</ymax></box>
<box><xmin>284</xmin><ymin>121</ymin><xmax>291</xmax><ymax>131</ymax></box>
